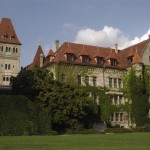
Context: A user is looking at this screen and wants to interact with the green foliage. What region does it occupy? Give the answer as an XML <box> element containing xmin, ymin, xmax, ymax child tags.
<box><xmin>0</xmin><ymin>95</ymin><xmax>53</xmax><ymax>136</ymax></box>
<box><xmin>105</xmin><ymin>128</ymin><xmax>132</xmax><ymax>133</ymax></box>
<box><xmin>66</xmin><ymin>128</ymin><xmax>100</xmax><ymax>134</ymax></box>
<box><xmin>123</xmin><ymin>67</ymin><xmax>149</xmax><ymax>127</ymax></box>
<box><xmin>10</xmin><ymin>68</ymin><xmax>35</xmax><ymax>98</ymax></box>
<box><xmin>51</xmin><ymin>63</ymin><xmax>92</xmax><ymax>85</ymax></box>
<box><xmin>38</xmin><ymin>83</ymin><xmax>99</xmax><ymax>131</ymax></box>
<box><xmin>11</xmin><ymin>67</ymin><xmax>100</xmax><ymax>132</ymax></box>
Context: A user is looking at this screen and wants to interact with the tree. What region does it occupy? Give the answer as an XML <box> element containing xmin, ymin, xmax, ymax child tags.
<box><xmin>11</xmin><ymin>67</ymin><xmax>99</xmax><ymax>131</ymax></box>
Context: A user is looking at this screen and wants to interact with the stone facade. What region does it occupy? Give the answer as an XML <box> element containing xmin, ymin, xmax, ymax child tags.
<box><xmin>27</xmin><ymin>30</ymin><xmax>150</xmax><ymax>128</ymax></box>
<box><xmin>0</xmin><ymin>18</ymin><xmax>21</xmax><ymax>87</ymax></box>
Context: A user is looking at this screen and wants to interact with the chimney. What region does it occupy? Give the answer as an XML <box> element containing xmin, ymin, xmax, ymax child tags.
<box><xmin>55</xmin><ymin>40</ymin><xmax>59</xmax><ymax>51</ymax></box>
<box><xmin>40</xmin><ymin>53</ymin><xmax>44</xmax><ymax>67</ymax></box>
<box><xmin>115</xmin><ymin>43</ymin><xmax>118</xmax><ymax>54</ymax></box>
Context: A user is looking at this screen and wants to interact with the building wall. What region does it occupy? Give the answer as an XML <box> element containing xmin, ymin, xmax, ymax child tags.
<box><xmin>141</xmin><ymin>40</ymin><xmax>150</xmax><ymax>66</ymax></box>
<box><xmin>0</xmin><ymin>43</ymin><xmax>20</xmax><ymax>86</ymax></box>
<box><xmin>46</xmin><ymin>62</ymin><xmax>132</xmax><ymax>127</ymax></box>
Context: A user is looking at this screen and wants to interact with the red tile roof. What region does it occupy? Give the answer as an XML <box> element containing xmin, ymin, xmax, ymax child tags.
<box><xmin>47</xmin><ymin>49</ymin><xmax>54</xmax><ymax>57</ymax></box>
<box><xmin>29</xmin><ymin>38</ymin><xmax>150</xmax><ymax>70</ymax></box>
<box><xmin>49</xmin><ymin>39</ymin><xmax>149</xmax><ymax>69</ymax></box>
<box><xmin>64</xmin><ymin>43</ymin><xmax>75</xmax><ymax>54</ymax></box>
<box><xmin>28</xmin><ymin>45</ymin><xmax>45</xmax><ymax>69</ymax></box>
<box><xmin>0</xmin><ymin>18</ymin><xmax>21</xmax><ymax>45</ymax></box>
<box><xmin>107</xmin><ymin>50</ymin><xmax>118</xmax><ymax>60</ymax></box>
<box><xmin>93</xmin><ymin>48</ymin><xmax>104</xmax><ymax>58</ymax></box>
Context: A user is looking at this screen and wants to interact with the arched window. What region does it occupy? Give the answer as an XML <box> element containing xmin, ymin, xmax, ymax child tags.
<box><xmin>16</xmin><ymin>48</ymin><xmax>18</xmax><ymax>53</ymax></box>
<box><xmin>1</xmin><ymin>46</ymin><xmax>3</xmax><ymax>51</ymax></box>
<box><xmin>13</xmin><ymin>48</ymin><xmax>15</xmax><ymax>53</ymax></box>
<box><xmin>9</xmin><ymin>47</ymin><xmax>11</xmax><ymax>52</ymax></box>
<box><xmin>8</xmin><ymin>64</ymin><xmax>10</xmax><ymax>70</ymax></box>
<box><xmin>6</xmin><ymin>77</ymin><xmax>9</xmax><ymax>81</ymax></box>
<box><xmin>6</xmin><ymin>47</ymin><xmax>8</xmax><ymax>52</ymax></box>
<box><xmin>5</xmin><ymin>64</ymin><xmax>7</xmax><ymax>70</ymax></box>
<box><xmin>3</xmin><ymin>77</ymin><xmax>5</xmax><ymax>81</ymax></box>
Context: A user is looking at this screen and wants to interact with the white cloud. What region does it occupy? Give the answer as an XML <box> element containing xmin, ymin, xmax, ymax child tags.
<box><xmin>62</xmin><ymin>23</ymin><xmax>78</xmax><ymax>30</ymax></box>
<box><xmin>74</xmin><ymin>26</ymin><xmax>150</xmax><ymax>49</ymax></box>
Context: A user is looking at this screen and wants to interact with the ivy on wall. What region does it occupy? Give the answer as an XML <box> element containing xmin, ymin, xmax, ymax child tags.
<box><xmin>123</xmin><ymin>67</ymin><xmax>150</xmax><ymax>127</ymax></box>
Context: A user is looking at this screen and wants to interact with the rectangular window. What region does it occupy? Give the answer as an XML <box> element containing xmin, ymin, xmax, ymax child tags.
<box><xmin>77</xmin><ymin>75</ymin><xmax>81</xmax><ymax>85</ymax></box>
<box><xmin>93</xmin><ymin>76</ymin><xmax>97</xmax><ymax>87</ymax></box>
<box><xmin>5</xmin><ymin>64</ymin><xmax>7</xmax><ymax>70</ymax></box>
<box><xmin>114</xmin><ymin>95</ymin><xmax>118</xmax><ymax>105</ymax></box>
<box><xmin>6</xmin><ymin>47</ymin><xmax>8</xmax><ymax>52</ymax></box>
<box><xmin>109</xmin><ymin>78</ymin><xmax>112</xmax><ymax>88</ymax></box>
<box><xmin>85</xmin><ymin>76</ymin><xmax>89</xmax><ymax>86</ymax></box>
<box><xmin>120</xmin><ymin>113</ymin><xmax>123</xmax><ymax>121</ymax></box>
<box><xmin>114</xmin><ymin>78</ymin><xmax>117</xmax><ymax>88</ymax></box>
<box><xmin>110</xmin><ymin>59</ymin><xmax>117</xmax><ymax>66</ymax></box>
<box><xmin>110</xmin><ymin>95</ymin><xmax>113</xmax><ymax>104</ymax></box>
<box><xmin>82</xmin><ymin>56</ymin><xmax>90</xmax><ymax>63</ymax></box>
<box><xmin>97</xmin><ymin>58</ymin><xmax>104</xmax><ymax>65</ymax></box>
<box><xmin>119</xmin><ymin>95</ymin><xmax>122</xmax><ymax>104</ymax></box>
<box><xmin>61</xmin><ymin>74</ymin><xmax>65</xmax><ymax>82</ymax></box>
<box><xmin>118</xmin><ymin>79</ymin><xmax>121</xmax><ymax>88</ymax></box>
<box><xmin>127</xmin><ymin>56</ymin><xmax>133</xmax><ymax>64</ymax></box>
<box><xmin>116</xmin><ymin>113</ymin><xmax>119</xmax><ymax>121</ymax></box>
<box><xmin>67</xmin><ymin>54</ymin><xmax>74</xmax><ymax>62</ymax></box>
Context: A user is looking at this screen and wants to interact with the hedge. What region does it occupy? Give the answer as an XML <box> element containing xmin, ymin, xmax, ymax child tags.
<box><xmin>0</xmin><ymin>95</ymin><xmax>54</xmax><ymax>136</ymax></box>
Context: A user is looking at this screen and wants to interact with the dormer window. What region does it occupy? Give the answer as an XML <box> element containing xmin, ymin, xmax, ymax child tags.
<box><xmin>107</xmin><ymin>50</ymin><xmax>118</xmax><ymax>66</ymax></box>
<box><xmin>97</xmin><ymin>57</ymin><xmax>104</xmax><ymax>65</ymax></box>
<box><xmin>67</xmin><ymin>54</ymin><xmax>75</xmax><ymax>62</ymax></box>
<box><xmin>10</xmin><ymin>36</ymin><xmax>15</xmax><ymax>40</ymax></box>
<box><xmin>127</xmin><ymin>56</ymin><xmax>133</xmax><ymax>64</ymax></box>
<box><xmin>110</xmin><ymin>59</ymin><xmax>117</xmax><ymax>66</ymax></box>
<box><xmin>2</xmin><ymin>35</ymin><xmax>7</xmax><ymax>39</ymax></box>
<box><xmin>82</xmin><ymin>55</ymin><xmax>90</xmax><ymax>63</ymax></box>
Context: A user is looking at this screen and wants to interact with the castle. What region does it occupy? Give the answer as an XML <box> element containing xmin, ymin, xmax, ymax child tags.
<box><xmin>27</xmin><ymin>38</ymin><xmax>150</xmax><ymax>127</ymax></box>
<box><xmin>1</xmin><ymin>18</ymin><xmax>150</xmax><ymax>127</ymax></box>
<box><xmin>0</xmin><ymin>18</ymin><xmax>21</xmax><ymax>88</ymax></box>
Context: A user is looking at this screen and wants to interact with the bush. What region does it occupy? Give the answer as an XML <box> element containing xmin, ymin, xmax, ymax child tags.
<box><xmin>66</xmin><ymin>128</ymin><xmax>101</xmax><ymax>134</ymax></box>
<box><xmin>105</xmin><ymin>128</ymin><xmax>132</xmax><ymax>133</ymax></box>
<box><xmin>132</xmin><ymin>126</ymin><xmax>150</xmax><ymax>132</ymax></box>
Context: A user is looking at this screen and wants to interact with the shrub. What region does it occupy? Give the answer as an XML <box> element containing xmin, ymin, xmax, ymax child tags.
<box><xmin>132</xmin><ymin>126</ymin><xmax>150</xmax><ymax>132</ymax></box>
<box><xmin>66</xmin><ymin>128</ymin><xmax>101</xmax><ymax>134</ymax></box>
<box><xmin>105</xmin><ymin>128</ymin><xmax>132</xmax><ymax>133</ymax></box>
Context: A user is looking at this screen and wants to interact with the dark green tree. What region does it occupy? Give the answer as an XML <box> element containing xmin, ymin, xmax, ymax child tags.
<box><xmin>11</xmin><ymin>67</ymin><xmax>99</xmax><ymax>131</ymax></box>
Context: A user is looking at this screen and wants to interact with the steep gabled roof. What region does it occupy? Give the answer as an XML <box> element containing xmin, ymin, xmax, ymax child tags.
<box><xmin>107</xmin><ymin>50</ymin><xmax>117</xmax><ymax>60</ymax></box>
<box><xmin>28</xmin><ymin>45</ymin><xmax>45</xmax><ymax>69</ymax></box>
<box><xmin>131</xmin><ymin>51</ymin><xmax>142</xmax><ymax>64</ymax></box>
<box><xmin>47</xmin><ymin>49</ymin><xmax>54</xmax><ymax>57</ymax></box>
<box><xmin>118</xmin><ymin>39</ymin><xmax>149</xmax><ymax>68</ymax></box>
<box><xmin>0</xmin><ymin>18</ymin><xmax>21</xmax><ymax>45</ymax></box>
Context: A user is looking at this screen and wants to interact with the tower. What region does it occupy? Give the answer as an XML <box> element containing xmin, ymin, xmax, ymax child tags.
<box><xmin>0</xmin><ymin>18</ymin><xmax>21</xmax><ymax>87</ymax></box>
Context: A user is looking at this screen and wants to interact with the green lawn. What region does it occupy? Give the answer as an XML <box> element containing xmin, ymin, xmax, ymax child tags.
<box><xmin>0</xmin><ymin>133</ymin><xmax>150</xmax><ymax>150</ymax></box>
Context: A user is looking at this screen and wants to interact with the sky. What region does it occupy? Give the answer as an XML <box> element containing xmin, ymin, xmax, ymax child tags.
<box><xmin>1</xmin><ymin>0</ymin><xmax>150</xmax><ymax>67</ymax></box>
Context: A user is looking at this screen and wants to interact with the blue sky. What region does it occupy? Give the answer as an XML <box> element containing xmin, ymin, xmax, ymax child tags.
<box><xmin>1</xmin><ymin>0</ymin><xmax>150</xmax><ymax>67</ymax></box>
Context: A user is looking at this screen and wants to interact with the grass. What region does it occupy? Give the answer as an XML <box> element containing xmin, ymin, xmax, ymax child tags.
<box><xmin>0</xmin><ymin>133</ymin><xmax>150</xmax><ymax>150</ymax></box>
